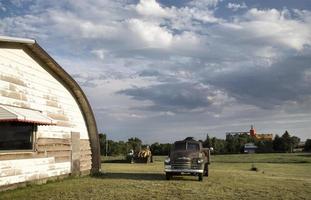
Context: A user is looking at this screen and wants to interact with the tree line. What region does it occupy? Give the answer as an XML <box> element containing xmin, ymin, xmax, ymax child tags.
<box><xmin>98</xmin><ymin>134</ymin><xmax>171</xmax><ymax>156</ymax></box>
<box><xmin>204</xmin><ymin>131</ymin><xmax>304</xmax><ymax>154</ymax></box>
<box><xmin>98</xmin><ymin>131</ymin><xmax>311</xmax><ymax>156</ymax></box>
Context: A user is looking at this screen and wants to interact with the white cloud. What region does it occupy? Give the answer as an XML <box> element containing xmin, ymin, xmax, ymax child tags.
<box><xmin>227</xmin><ymin>2</ymin><xmax>247</xmax><ymax>11</ymax></box>
<box><xmin>127</xmin><ymin>19</ymin><xmax>173</xmax><ymax>48</ymax></box>
<box><xmin>136</xmin><ymin>0</ymin><xmax>169</xmax><ymax>17</ymax></box>
<box><xmin>241</xmin><ymin>8</ymin><xmax>311</xmax><ymax>50</ymax></box>
<box><xmin>188</xmin><ymin>0</ymin><xmax>220</xmax><ymax>8</ymax></box>
<box><xmin>48</xmin><ymin>10</ymin><xmax>119</xmax><ymax>39</ymax></box>
<box><xmin>91</xmin><ymin>49</ymin><xmax>107</xmax><ymax>60</ymax></box>
<box><xmin>172</xmin><ymin>31</ymin><xmax>201</xmax><ymax>51</ymax></box>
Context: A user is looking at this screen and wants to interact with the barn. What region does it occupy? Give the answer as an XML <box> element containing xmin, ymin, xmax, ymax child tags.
<box><xmin>0</xmin><ymin>36</ymin><xmax>100</xmax><ymax>190</ymax></box>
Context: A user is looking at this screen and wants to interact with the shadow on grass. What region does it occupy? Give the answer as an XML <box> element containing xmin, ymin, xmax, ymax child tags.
<box><xmin>101</xmin><ymin>160</ymin><xmax>129</xmax><ymax>163</ymax></box>
<box><xmin>93</xmin><ymin>172</ymin><xmax>199</xmax><ymax>182</ymax></box>
<box><xmin>297</xmin><ymin>153</ymin><xmax>311</xmax><ymax>157</ymax></box>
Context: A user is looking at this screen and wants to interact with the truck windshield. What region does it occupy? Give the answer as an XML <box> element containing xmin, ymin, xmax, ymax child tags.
<box><xmin>187</xmin><ymin>142</ymin><xmax>199</xmax><ymax>151</ymax></box>
<box><xmin>173</xmin><ymin>142</ymin><xmax>199</xmax><ymax>151</ymax></box>
<box><xmin>174</xmin><ymin>142</ymin><xmax>186</xmax><ymax>150</ymax></box>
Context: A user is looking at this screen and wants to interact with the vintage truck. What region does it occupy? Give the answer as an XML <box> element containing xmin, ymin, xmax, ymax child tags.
<box><xmin>164</xmin><ymin>137</ymin><xmax>211</xmax><ymax>181</ymax></box>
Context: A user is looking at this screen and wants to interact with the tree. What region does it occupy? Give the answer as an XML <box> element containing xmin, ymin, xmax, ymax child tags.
<box><xmin>225</xmin><ymin>133</ymin><xmax>253</xmax><ymax>153</ymax></box>
<box><xmin>226</xmin><ymin>134</ymin><xmax>240</xmax><ymax>153</ymax></box>
<box><xmin>150</xmin><ymin>143</ymin><xmax>171</xmax><ymax>155</ymax></box>
<box><xmin>203</xmin><ymin>133</ymin><xmax>211</xmax><ymax>148</ymax></box>
<box><xmin>273</xmin><ymin>131</ymin><xmax>300</xmax><ymax>153</ymax></box>
<box><xmin>281</xmin><ymin>131</ymin><xmax>292</xmax><ymax>152</ymax></box>
<box><xmin>211</xmin><ymin>137</ymin><xmax>226</xmax><ymax>154</ymax></box>
<box><xmin>256</xmin><ymin>140</ymin><xmax>273</xmax><ymax>153</ymax></box>
<box><xmin>127</xmin><ymin>137</ymin><xmax>142</xmax><ymax>152</ymax></box>
<box><xmin>304</xmin><ymin>139</ymin><xmax>311</xmax><ymax>152</ymax></box>
<box><xmin>273</xmin><ymin>134</ymin><xmax>283</xmax><ymax>152</ymax></box>
<box><xmin>291</xmin><ymin>136</ymin><xmax>300</xmax><ymax>150</ymax></box>
<box><xmin>98</xmin><ymin>133</ymin><xmax>107</xmax><ymax>155</ymax></box>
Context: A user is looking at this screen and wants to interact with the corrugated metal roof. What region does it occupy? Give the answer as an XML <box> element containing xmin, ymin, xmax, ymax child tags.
<box><xmin>0</xmin><ymin>105</ymin><xmax>55</xmax><ymax>125</ymax></box>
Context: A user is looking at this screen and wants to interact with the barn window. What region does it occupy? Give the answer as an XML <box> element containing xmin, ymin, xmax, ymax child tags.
<box><xmin>0</xmin><ymin>105</ymin><xmax>55</xmax><ymax>151</ymax></box>
<box><xmin>0</xmin><ymin>122</ymin><xmax>35</xmax><ymax>151</ymax></box>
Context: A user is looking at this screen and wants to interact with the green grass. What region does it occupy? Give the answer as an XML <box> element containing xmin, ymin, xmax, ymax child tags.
<box><xmin>1</xmin><ymin>153</ymin><xmax>311</xmax><ymax>200</ymax></box>
<box><xmin>212</xmin><ymin>153</ymin><xmax>311</xmax><ymax>163</ymax></box>
<box><xmin>102</xmin><ymin>153</ymin><xmax>311</xmax><ymax>163</ymax></box>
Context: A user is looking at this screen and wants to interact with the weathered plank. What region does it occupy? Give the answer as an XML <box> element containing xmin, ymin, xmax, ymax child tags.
<box><xmin>37</xmin><ymin>144</ymin><xmax>71</xmax><ymax>152</ymax></box>
<box><xmin>36</xmin><ymin>131</ymin><xmax>71</xmax><ymax>139</ymax></box>
<box><xmin>0</xmin><ymin>161</ymin><xmax>70</xmax><ymax>186</ymax></box>
<box><xmin>80</xmin><ymin>149</ymin><xmax>92</xmax><ymax>155</ymax></box>
<box><xmin>37</xmin><ymin>138</ymin><xmax>71</xmax><ymax>146</ymax></box>
<box><xmin>80</xmin><ymin>157</ymin><xmax>92</xmax><ymax>163</ymax></box>
<box><xmin>71</xmin><ymin>132</ymin><xmax>80</xmax><ymax>176</ymax></box>
<box><xmin>37</xmin><ymin>150</ymin><xmax>71</xmax><ymax>158</ymax></box>
<box><xmin>80</xmin><ymin>162</ymin><xmax>92</xmax><ymax>171</ymax></box>
<box><xmin>54</xmin><ymin>156</ymin><xmax>71</xmax><ymax>163</ymax></box>
<box><xmin>79</xmin><ymin>139</ymin><xmax>92</xmax><ymax>171</ymax></box>
<box><xmin>0</xmin><ymin>152</ymin><xmax>41</xmax><ymax>161</ymax></box>
<box><xmin>80</xmin><ymin>140</ymin><xmax>91</xmax><ymax>150</ymax></box>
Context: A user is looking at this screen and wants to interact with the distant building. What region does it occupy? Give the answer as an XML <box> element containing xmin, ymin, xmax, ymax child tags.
<box><xmin>294</xmin><ymin>141</ymin><xmax>305</xmax><ymax>152</ymax></box>
<box><xmin>244</xmin><ymin>143</ymin><xmax>257</xmax><ymax>153</ymax></box>
<box><xmin>226</xmin><ymin>125</ymin><xmax>273</xmax><ymax>141</ymax></box>
<box><xmin>250</xmin><ymin>125</ymin><xmax>273</xmax><ymax>141</ymax></box>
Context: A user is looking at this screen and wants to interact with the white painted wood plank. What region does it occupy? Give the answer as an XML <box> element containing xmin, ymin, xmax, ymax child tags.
<box><xmin>0</xmin><ymin>158</ymin><xmax>71</xmax><ymax>186</ymax></box>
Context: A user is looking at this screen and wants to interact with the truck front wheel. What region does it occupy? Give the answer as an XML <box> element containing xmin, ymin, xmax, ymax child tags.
<box><xmin>204</xmin><ymin>163</ymin><xmax>209</xmax><ymax>177</ymax></box>
<box><xmin>198</xmin><ymin>173</ymin><xmax>203</xmax><ymax>181</ymax></box>
<box><xmin>166</xmin><ymin>172</ymin><xmax>172</xmax><ymax>180</ymax></box>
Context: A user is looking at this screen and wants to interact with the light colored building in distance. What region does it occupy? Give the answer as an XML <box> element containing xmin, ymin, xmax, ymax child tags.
<box><xmin>244</xmin><ymin>143</ymin><xmax>258</xmax><ymax>153</ymax></box>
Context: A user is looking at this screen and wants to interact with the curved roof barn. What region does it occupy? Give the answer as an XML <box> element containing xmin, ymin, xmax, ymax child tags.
<box><xmin>0</xmin><ymin>36</ymin><xmax>100</xmax><ymax>190</ymax></box>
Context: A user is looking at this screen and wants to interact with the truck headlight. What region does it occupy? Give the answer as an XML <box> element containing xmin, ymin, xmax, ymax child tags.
<box><xmin>164</xmin><ymin>157</ymin><xmax>170</xmax><ymax>164</ymax></box>
<box><xmin>165</xmin><ymin>165</ymin><xmax>171</xmax><ymax>169</ymax></box>
<box><xmin>197</xmin><ymin>159</ymin><xmax>204</xmax><ymax>164</ymax></box>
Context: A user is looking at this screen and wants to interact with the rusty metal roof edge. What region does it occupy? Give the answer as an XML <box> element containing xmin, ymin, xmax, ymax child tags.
<box><xmin>0</xmin><ymin>35</ymin><xmax>35</xmax><ymax>44</ymax></box>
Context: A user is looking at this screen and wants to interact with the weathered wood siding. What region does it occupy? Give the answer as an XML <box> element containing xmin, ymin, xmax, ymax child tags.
<box><xmin>0</xmin><ymin>158</ymin><xmax>70</xmax><ymax>186</ymax></box>
<box><xmin>80</xmin><ymin>139</ymin><xmax>92</xmax><ymax>173</ymax></box>
<box><xmin>0</xmin><ymin>48</ymin><xmax>88</xmax><ymax>139</ymax></box>
<box><xmin>0</xmin><ymin>47</ymin><xmax>92</xmax><ymax>188</ymax></box>
<box><xmin>36</xmin><ymin>138</ymin><xmax>72</xmax><ymax>163</ymax></box>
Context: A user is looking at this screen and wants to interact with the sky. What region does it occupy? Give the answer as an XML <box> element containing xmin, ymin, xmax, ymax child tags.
<box><xmin>0</xmin><ymin>0</ymin><xmax>311</xmax><ymax>143</ymax></box>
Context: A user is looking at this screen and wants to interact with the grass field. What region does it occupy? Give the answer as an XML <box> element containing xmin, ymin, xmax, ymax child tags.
<box><xmin>0</xmin><ymin>153</ymin><xmax>310</xmax><ymax>200</ymax></box>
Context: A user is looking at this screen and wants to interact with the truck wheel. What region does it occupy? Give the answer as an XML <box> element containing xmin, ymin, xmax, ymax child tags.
<box><xmin>166</xmin><ymin>172</ymin><xmax>172</xmax><ymax>180</ymax></box>
<box><xmin>204</xmin><ymin>163</ymin><xmax>209</xmax><ymax>177</ymax></box>
<box><xmin>198</xmin><ymin>173</ymin><xmax>203</xmax><ymax>181</ymax></box>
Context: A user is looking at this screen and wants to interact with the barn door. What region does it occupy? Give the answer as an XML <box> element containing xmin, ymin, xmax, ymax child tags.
<box><xmin>71</xmin><ymin>132</ymin><xmax>80</xmax><ymax>176</ymax></box>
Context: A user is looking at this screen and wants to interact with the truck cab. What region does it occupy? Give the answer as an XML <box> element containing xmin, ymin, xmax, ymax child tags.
<box><xmin>164</xmin><ymin>137</ymin><xmax>210</xmax><ymax>181</ymax></box>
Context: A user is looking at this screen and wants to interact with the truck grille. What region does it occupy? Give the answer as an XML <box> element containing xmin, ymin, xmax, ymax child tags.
<box><xmin>171</xmin><ymin>161</ymin><xmax>202</xmax><ymax>170</ymax></box>
<box><xmin>172</xmin><ymin>163</ymin><xmax>190</xmax><ymax>169</ymax></box>
<box><xmin>190</xmin><ymin>163</ymin><xmax>201</xmax><ymax>169</ymax></box>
